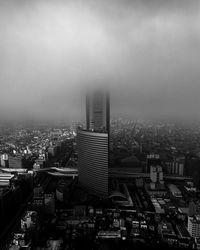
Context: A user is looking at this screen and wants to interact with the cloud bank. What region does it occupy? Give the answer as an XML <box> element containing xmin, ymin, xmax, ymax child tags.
<box><xmin>0</xmin><ymin>0</ymin><xmax>200</xmax><ymax>121</ymax></box>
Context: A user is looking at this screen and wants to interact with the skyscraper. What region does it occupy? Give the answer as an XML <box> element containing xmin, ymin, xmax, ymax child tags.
<box><xmin>77</xmin><ymin>89</ymin><xmax>110</xmax><ymax>197</ymax></box>
<box><xmin>86</xmin><ymin>89</ymin><xmax>110</xmax><ymax>132</ymax></box>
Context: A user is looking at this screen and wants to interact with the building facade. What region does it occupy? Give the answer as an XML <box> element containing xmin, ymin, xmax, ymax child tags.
<box><xmin>188</xmin><ymin>215</ymin><xmax>200</xmax><ymax>238</ymax></box>
<box><xmin>77</xmin><ymin>130</ymin><xmax>108</xmax><ymax>197</ymax></box>
<box><xmin>9</xmin><ymin>155</ymin><xmax>23</xmax><ymax>169</ymax></box>
<box><xmin>146</xmin><ymin>154</ymin><xmax>161</xmax><ymax>173</ymax></box>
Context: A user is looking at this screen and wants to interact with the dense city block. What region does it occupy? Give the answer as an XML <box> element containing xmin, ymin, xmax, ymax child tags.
<box><xmin>1</xmin><ymin>118</ymin><xmax>200</xmax><ymax>249</ymax></box>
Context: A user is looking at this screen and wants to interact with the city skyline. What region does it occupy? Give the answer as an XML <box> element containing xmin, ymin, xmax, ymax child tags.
<box><xmin>1</xmin><ymin>88</ymin><xmax>200</xmax><ymax>248</ymax></box>
<box><xmin>0</xmin><ymin>0</ymin><xmax>200</xmax><ymax>121</ymax></box>
<box><xmin>1</xmin><ymin>1</ymin><xmax>200</xmax><ymax>248</ymax></box>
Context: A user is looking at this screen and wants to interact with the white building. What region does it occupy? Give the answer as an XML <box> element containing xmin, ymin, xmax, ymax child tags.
<box><xmin>150</xmin><ymin>165</ymin><xmax>164</xmax><ymax>189</ymax></box>
<box><xmin>188</xmin><ymin>215</ymin><xmax>200</xmax><ymax>238</ymax></box>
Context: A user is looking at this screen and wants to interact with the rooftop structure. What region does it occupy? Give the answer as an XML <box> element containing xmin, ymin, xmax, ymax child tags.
<box><xmin>0</xmin><ymin>173</ymin><xmax>14</xmax><ymax>187</ymax></box>
<box><xmin>188</xmin><ymin>215</ymin><xmax>200</xmax><ymax>238</ymax></box>
<box><xmin>168</xmin><ymin>184</ymin><xmax>182</xmax><ymax>198</ymax></box>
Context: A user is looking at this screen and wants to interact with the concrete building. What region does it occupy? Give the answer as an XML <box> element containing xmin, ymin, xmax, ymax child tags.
<box><xmin>0</xmin><ymin>173</ymin><xmax>14</xmax><ymax>187</ymax></box>
<box><xmin>21</xmin><ymin>211</ymin><xmax>38</xmax><ymax>232</ymax></box>
<box><xmin>171</xmin><ymin>156</ymin><xmax>185</xmax><ymax>176</ymax></box>
<box><xmin>168</xmin><ymin>184</ymin><xmax>182</xmax><ymax>198</ymax></box>
<box><xmin>150</xmin><ymin>165</ymin><xmax>163</xmax><ymax>183</ymax></box>
<box><xmin>188</xmin><ymin>215</ymin><xmax>200</xmax><ymax>238</ymax></box>
<box><xmin>150</xmin><ymin>165</ymin><xmax>164</xmax><ymax>190</ymax></box>
<box><xmin>8</xmin><ymin>155</ymin><xmax>23</xmax><ymax>169</ymax></box>
<box><xmin>146</xmin><ymin>154</ymin><xmax>161</xmax><ymax>173</ymax></box>
<box><xmin>189</xmin><ymin>201</ymin><xmax>200</xmax><ymax>216</ymax></box>
<box><xmin>158</xmin><ymin>222</ymin><xmax>178</xmax><ymax>245</ymax></box>
<box><xmin>48</xmin><ymin>144</ymin><xmax>60</xmax><ymax>158</ymax></box>
<box><xmin>176</xmin><ymin>224</ymin><xmax>191</xmax><ymax>248</ymax></box>
<box><xmin>0</xmin><ymin>153</ymin><xmax>9</xmax><ymax>167</ymax></box>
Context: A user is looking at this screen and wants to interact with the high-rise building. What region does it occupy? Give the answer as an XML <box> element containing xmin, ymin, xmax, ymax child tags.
<box><xmin>0</xmin><ymin>154</ymin><xmax>9</xmax><ymax>168</ymax></box>
<box><xmin>146</xmin><ymin>154</ymin><xmax>161</xmax><ymax>173</ymax></box>
<box><xmin>77</xmin><ymin>130</ymin><xmax>108</xmax><ymax>197</ymax></box>
<box><xmin>150</xmin><ymin>165</ymin><xmax>164</xmax><ymax>190</ymax></box>
<box><xmin>150</xmin><ymin>166</ymin><xmax>163</xmax><ymax>183</ymax></box>
<box><xmin>171</xmin><ymin>156</ymin><xmax>185</xmax><ymax>176</ymax></box>
<box><xmin>77</xmin><ymin>89</ymin><xmax>110</xmax><ymax>197</ymax></box>
<box><xmin>86</xmin><ymin>89</ymin><xmax>110</xmax><ymax>132</ymax></box>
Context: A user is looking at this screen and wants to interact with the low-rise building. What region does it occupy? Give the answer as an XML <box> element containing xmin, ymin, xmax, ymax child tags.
<box><xmin>97</xmin><ymin>230</ymin><xmax>121</xmax><ymax>240</ymax></box>
<box><xmin>168</xmin><ymin>184</ymin><xmax>182</xmax><ymax>198</ymax></box>
<box><xmin>188</xmin><ymin>215</ymin><xmax>200</xmax><ymax>238</ymax></box>
<box><xmin>176</xmin><ymin>224</ymin><xmax>191</xmax><ymax>248</ymax></box>
<box><xmin>158</xmin><ymin>222</ymin><xmax>178</xmax><ymax>245</ymax></box>
<box><xmin>21</xmin><ymin>211</ymin><xmax>38</xmax><ymax>232</ymax></box>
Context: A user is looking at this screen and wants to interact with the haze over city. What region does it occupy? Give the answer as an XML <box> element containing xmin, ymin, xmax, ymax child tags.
<box><xmin>1</xmin><ymin>0</ymin><xmax>200</xmax><ymax>121</ymax></box>
<box><xmin>3</xmin><ymin>1</ymin><xmax>200</xmax><ymax>249</ymax></box>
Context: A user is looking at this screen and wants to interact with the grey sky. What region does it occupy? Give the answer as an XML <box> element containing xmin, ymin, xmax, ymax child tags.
<box><xmin>0</xmin><ymin>0</ymin><xmax>200</xmax><ymax>121</ymax></box>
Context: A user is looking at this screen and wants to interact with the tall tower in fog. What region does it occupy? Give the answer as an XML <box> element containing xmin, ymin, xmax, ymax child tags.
<box><xmin>86</xmin><ymin>89</ymin><xmax>110</xmax><ymax>132</ymax></box>
<box><xmin>77</xmin><ymin>89</ymin><xmax>110</xmax><ymax>197</ymax></box>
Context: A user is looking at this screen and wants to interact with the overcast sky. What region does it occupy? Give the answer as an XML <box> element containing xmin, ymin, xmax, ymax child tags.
<box><xmin>0</xmin><ymin>0</ymin><xmax>200</xmax><ymax>121</ymax></box>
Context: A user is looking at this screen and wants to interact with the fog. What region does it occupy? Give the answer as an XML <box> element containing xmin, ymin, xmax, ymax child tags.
<box><xmin>0</xmin><ymin>0</ymin><xmax>200</xmax><ymax>121</ymax></box>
